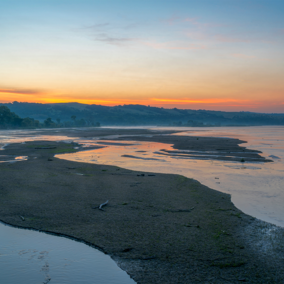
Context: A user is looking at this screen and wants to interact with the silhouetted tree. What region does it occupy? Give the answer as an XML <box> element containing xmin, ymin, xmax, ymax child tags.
<box><xmin>44</xmin><ymin>118</ymin><xmax>56</xmax><ymax>128</ymax></box>
<box><xmin>77</xmin><ymin>118</ymin><xmax>86</xmax><ymax>127</ymax></box>
<box><xmin>21</xmin><ymin>117</ymin><xmax>40</xmax><ymax>128</ymax></box>
<box><xmin>0</xmin><ymin>106</ymin><xmax>22</xmax><ymax>128</ymax></box>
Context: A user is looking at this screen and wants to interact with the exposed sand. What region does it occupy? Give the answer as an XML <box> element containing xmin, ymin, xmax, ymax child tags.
<box><xmin>0</xmin><ymin>128</ymin><xmax>283</xmax><ymax>283</ymax></box>
<box><xmin>33</xmin><ymin>127</ymin><xmax>271</xmax><ymax>162</ymax></box>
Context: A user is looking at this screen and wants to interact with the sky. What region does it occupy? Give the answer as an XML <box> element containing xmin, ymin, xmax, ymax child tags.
<box><xmin>0</xmin><ymin>0</ymin><xmax>284</xmax><ymax>113</ymax></box>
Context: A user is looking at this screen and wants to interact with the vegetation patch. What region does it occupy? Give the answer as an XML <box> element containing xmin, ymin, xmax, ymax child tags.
<box><xmin>50</xmin><ymin>147</ymin><xmax>77</xmax><ymax>154</ymax></box>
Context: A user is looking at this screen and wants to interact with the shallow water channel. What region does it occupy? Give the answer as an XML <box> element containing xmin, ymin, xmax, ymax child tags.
<box><xmin>0</xmin><ymin>130</ymin><xmax>136</xmax><ymax>284</ymax></box>
<box><xmin>1</xmin><ymin>126</ymin><xmax>284</xmax><ymax>283</ymax></box>
<box><xmin>57</xmin><ymin>126</ymin><xmax>284</xmax><ymax>228</ymax></box>
<box><xmin>0</xmin><ymin>222</ymin><xmax>135</xmax><ymax>284</ymax></box>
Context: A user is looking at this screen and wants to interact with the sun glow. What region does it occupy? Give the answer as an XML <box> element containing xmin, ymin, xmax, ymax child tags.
<box><xmin>152</xmin><ymin>98</ymin><xmax>250</xmax><ymax>104</ymax></box>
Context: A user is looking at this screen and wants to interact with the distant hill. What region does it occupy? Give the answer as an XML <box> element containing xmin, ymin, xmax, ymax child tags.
<box><xmin>2</xmin><ymin>102</ymin><xmax>284</xmax><ymax>126</ymax></box>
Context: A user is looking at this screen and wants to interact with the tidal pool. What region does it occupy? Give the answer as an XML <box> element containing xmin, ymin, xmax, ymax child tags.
<box><xmin>0</xmin><ymin>222</ymin><xmax>136</xmax><ymax>284</ymax></box>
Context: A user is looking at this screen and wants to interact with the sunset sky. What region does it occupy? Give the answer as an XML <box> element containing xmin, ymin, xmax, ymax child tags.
<box><xmin>0</xmin><ymin>0</ymin><xmax>284</xmax><ymax>112</ymax></box>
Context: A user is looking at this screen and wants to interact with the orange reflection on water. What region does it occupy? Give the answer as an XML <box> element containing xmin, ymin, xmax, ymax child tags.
<box><xmin>58</xmin><ymin>140</ymin><xmax>173</xmax><ymax>168</ymax></box>
<box><xmin>57</xmin><ymin>132</ymin><xmax>284</xmax><ymax>228</ymax></box>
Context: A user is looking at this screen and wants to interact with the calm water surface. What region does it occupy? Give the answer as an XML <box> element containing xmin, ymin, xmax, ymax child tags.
<box><xmin>0</xmin><ymin>129</ymin><xmax>136</xmax><ymax>284</ymax></box>
<box><xmin>0</xmin><ymin>222</ymin><xmax>135</xmax><ymax>284</ymax></box>
<box><xmin>1</xmin><ymin>126</ymin><xmax>283</xmax><ymax>283</ymax></box>
<box><xmin>58</xmin><ymin>126</ymin><xmax>284</xmax><ymax>227</ymax></box>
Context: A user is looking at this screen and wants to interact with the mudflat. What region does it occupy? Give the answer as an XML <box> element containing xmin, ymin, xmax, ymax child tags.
<box><xmin>0</xmin><ymin>128</ymin><xmax>283</xmax><ymax>283</ymax></box>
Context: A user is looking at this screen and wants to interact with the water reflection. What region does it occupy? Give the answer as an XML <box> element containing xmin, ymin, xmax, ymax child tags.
<box><xmin>0</xmin><ymin>129</ymin><xmax>77</xmax><ymax>145</ymax></box>
<box><xmin>0</xmin><ymin>130</ymin><xmax>136</xmax><ymax>284</ymax></box>
<box><xmin>1</xmin><ymin>126</ymin><xmax>284</xmax><ymax>283</ymax></box>
<box><xmin>0</xmin><ymin>222</ymin><xmax>135</xmax><ymax>284</ymax></box>
<box><xmin>57</xmin><ymin>127</ymin><xmax>284</xmax><ymax>227</ymax></box>
<box><xmin>1</xmin><ymin>127</ymin><xmax>284</xmax><ymax>227</ymax></box>
<box><xmin>0</xmin><ymin>155</ymin><xmax>28</xmax><ymax>163</ymax></box>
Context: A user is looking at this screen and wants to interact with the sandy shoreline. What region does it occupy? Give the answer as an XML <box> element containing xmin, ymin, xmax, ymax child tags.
<box><xmin>0</xmin><ymin>128</ymin><xmax>283</xmax><ymax>283</ymax></box>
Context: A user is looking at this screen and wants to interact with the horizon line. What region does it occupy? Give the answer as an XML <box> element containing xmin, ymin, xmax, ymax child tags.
<box><xmin>1</xmin><ymin>101</ymin><xmax>283</xmax><ymax>114</ymax></box>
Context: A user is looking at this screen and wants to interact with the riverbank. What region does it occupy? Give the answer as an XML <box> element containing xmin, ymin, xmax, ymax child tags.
<box><xmin>0</xmin><ymin>131</ymin><xmax>283</xmax><ymax>283</ymax></box>
<box><xmin>8</xmin><ymin>126</ymin><xmax>270</xmax><ymax>162</ymax></box>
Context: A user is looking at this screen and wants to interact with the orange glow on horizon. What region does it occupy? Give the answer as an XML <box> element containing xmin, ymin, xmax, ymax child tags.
<box><xmin>152</xmin><ymin>98</ymin><xmax>250</xmax><ymax>104</ymax></box>
<box><xmin>1</xmin><ymin>95</ymin><xmax>251</xmax><ymax>107</ymax></box>
<box><xmin>1</xmin><ymin>90</ymin><xmax>283</xmax><ymax>112</ymax></box>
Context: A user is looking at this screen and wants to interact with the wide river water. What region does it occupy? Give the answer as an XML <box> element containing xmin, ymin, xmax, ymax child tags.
<box><xmin>58</xmin><ymin>126</ymin><xmax>284</xmax><ymax>227</ymax></box>
<box><xmin>0</xmin><ymin>126</ymin><xmax>283</xmax><ymax>283</ymax></box>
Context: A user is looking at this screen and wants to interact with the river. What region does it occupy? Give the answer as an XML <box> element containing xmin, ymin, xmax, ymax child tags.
<box><xmin>57</xmin><ymin>126</ymin><xmax>284</xmax><ymax>227</ymax></box>
<box><xmin>1</xmin><ymin>126</ymin><xmax>283</xmax><ymax>283</ymax></box>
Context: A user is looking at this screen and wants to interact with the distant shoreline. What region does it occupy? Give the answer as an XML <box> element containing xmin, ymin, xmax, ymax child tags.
<box><xmin>0</xmin><ymin>128</ymin><xmax>283</xmax><ymax>283</ymax></box>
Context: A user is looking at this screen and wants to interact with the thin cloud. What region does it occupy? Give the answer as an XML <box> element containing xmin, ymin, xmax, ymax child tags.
<box><xmin>180</xmin><ymin>18</ymin><xmax>252</xmax><ymax>44</ymax></box>
<box><xmin>184</xmin><ymin>17</ymin><xmax>214</xmax><ymax>29</ymax></box>
<box><xmin>123</xmin><ymin>23</ymin><xmax>139</xmax><ymax>30</ymax></box>
<box><xmin>81</xmin><ymin>22</ymin><xmax>139</xmax><ymax>46</ymax></box>
<box><xmin>94</xmin><ymin>33</ymin><xmax>137</xmax><ymax>46</ymax></box>
<box><xmin>82</xmin><ymin>23</ymin><xmax>110</xmax><ymax>30</ymax></box>
<box><xmin>162</xmin><ymin>16</ymin><xmax>181</xmax><ymax>25</ymax></box>
<box><xmin>84</xmin><ymin>22</ymin><xmax>139</xmax><ymax>32</ymax></box>
<box><xmin>214</xmin><ymin>35</ymin><xmax>250</xmax><ymax>43</ymax></box>
<box><xmin>0</xmin><ymin>88</ymin><xmax>43</xmax><ymax>95</ymax></box>
<box><xmin>143</xmin><ymin>40</ymin><xmax>206</xmax><ymax>50</ymax></box>
<box><xmin>163</xmin><ymin>16</ymin><xmax>219</xmax><ymax>29</ymax></box>
<box><xmin>184</xmin><ymin>17</ymin><xmax>198</xmax><ymax>23</ymax></box>
<box><xmin>185</xmin><ymin>31</ymin><xmax>251</xmax><ymax>43</ymax></box>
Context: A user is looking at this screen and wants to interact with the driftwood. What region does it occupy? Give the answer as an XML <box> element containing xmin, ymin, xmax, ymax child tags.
<box><xmin>93</xmin><ymin>200</ymin><xmax>109</xmax><ymax>210</ymax></box>
<box><xmin>99</xmin><ymin>200</ymin><xmax>109</xmax><ymax>210</ymax></box>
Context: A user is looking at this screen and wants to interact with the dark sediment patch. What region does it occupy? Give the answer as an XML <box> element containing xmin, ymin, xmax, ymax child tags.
<box><xmin>154</xmin><ymin>150</ymin><xmax>267</xmax><ymax>162</ymax></box>
<box><xmin>26</xmin><ymin>128</ymin><xmax>180</xmax><ymax>139</ymax></box>
<box><xmin>96</xmin><ymin>141</ymin><xmax>137</xmax><ymax>146</ymax></box>
<box><xmin>0</xmin><ymin>138</ymin><xmax>283</xmax><ymax>283</ymax></box>
<box><xmin>112</xmin><ymin>134</ymin><xmax>272</xmax><ymax>163</ymax></box>
<box><xmin>16</xmin><ymin>127</ymin><xmax>270</xmax><ymax>162</ymax></box>
<box><xmin>121</xmin><ymin>154</ymin><xmax>164</xmax><ymax>161</ymax></box>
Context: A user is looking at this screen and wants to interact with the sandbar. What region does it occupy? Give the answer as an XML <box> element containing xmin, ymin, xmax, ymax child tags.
<box><xmin>0</xmin><ymin>128</ymin><xmax>283</xmax><ymax>283</ymax></box>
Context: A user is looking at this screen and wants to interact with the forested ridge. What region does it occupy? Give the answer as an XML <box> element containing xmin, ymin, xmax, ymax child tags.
<box><xmin>1</xmin><ymin>102</ymin><xmax>284</xmax><ymax>128</ymax></box>
<box><xmin>0</xmin><ymin>105</ymin><xmax>99</xmax><ymax>129</ymax></box>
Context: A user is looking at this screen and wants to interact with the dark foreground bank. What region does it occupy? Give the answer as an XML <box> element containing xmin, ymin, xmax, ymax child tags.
<box><xmin>0</xmin><ymin>134</ymin><xmax>283</xmax><ymax>283</ymax></box>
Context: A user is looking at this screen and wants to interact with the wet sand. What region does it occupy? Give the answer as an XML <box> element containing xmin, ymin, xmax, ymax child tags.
<box><xmin>0</xmin><ymin>128</ymin><xmax>283</xmax><ymax>283</ymax></box>
<box><xmin>111</xmin><ymin>134</ymin><xmax>271</xmax><ymax>162</ymax></box>
<box><xmin>25</xmin><ymin>127</ymin><xmax>271</xmax><ymax>162</ymax></box>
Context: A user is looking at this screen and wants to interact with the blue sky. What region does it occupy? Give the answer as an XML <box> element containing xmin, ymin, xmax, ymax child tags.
<box><xmin>0</xmin><ymin>0</ymin><xmax>284</xmax><ymax>112</ymax></box>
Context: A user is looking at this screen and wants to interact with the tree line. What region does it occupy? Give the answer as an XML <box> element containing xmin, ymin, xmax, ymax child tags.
<box><xmin>0</xmin><ymin>106</ymin><xmax>100</xmax><ymax>129</ymax></box>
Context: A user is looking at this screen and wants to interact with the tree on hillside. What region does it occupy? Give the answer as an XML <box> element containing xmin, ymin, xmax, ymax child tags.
<box><xmin>44</xmin><ymin>118</ymin><xmax>56</xmax><ymax>128</ymax></box>
<box><xmin>86</xmin><ymin>115</ymin><xmax>100</xmax><ymax>127</ymax></box>
<box><xmin>77</xmin><ymin>118</ymin><xmax>86</xmax><ymax>127</ymax></box>
<box><xmin>0</xmin><ymin>106</ymin><xmax>22</xmax><ymax>128</ymax></box>
<box><xmin>21</xmin><ymin>117</ymin><xmax>40</xmax><ymax>128</ymax></box>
